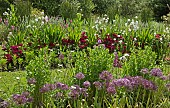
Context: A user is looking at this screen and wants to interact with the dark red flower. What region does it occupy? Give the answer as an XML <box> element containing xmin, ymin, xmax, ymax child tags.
<box><xmin>155</xmin><ymin>34</ymin><xmax>161</xmax><ymax>39</ymax></box>
<box><xmin>4</xmin><ymin>54</ymin><xmax>12</xmax><ymax>62</ymax></box>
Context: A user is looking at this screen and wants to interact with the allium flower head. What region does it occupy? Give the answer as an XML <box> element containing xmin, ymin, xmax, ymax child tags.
<box><xmin>93</xmin><ymin>81</ymin><xmax>102</xmax><ymax>90</ymax></box>
<box><xmin>27</xmin><ymin>78</ymin><xmax>36</xmax><ymax>85</ymax></box>
<box><xmin>150</xmin><ymin>68</ymin><xmax>163</xmax><ymax>77</ymax></box>
<box><xmin>0</xmin><ymin>101</ymin><xmax>9</xmax><ymax>108</ymax></box>
<box><xmin>140</xmin><ymin>68</ymin><xmax>149</xmax><ymax>74</ymax></box>
<box><xmin>106</xmin><ymin>86</ymin><xmax>116</xmax><ymax>95</ymax></box>
<box><xmin>83</xmin><ymin>81</ymin><xmax>91</xmax><ymax>88</ymax></box>
<box><xmin>75</xmin><ymin>72</ymin><xmax>85</xmax><ymax>80</ymax></box>
<box><xmin>99</xmin><ymin>71</ymin><xmax>113</xmax><ymax>81</ymax></box>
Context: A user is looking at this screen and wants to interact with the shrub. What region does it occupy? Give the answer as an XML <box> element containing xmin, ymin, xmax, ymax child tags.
<box><xmin>151</xmin><ymin>0</ymin><xmax>170</xmax><ymax>21</ymax></box>
<box><xmin>59</xmin><ymin>0</ymin><xmax>80</xmax><ymax>20</ymax></box>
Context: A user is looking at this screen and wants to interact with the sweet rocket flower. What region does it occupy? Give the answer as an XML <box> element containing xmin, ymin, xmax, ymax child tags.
<box><xmin>83</xmin><ymin>81</ymin><xmax>91</xmax><ymax>88</ymax></box>
<box><xmin>106</xmin><ymin>86</ymin><xmax>116</xmax><ymax>95</ymax></box>
<box><xmin>140</xmin><ymin>68</ymin><xmax>149</xmax><ymax>74</ymax></box>
<box><xmin>99</xmin><ymin>71</ymin><xmax>113</xmax><ymax>81</ymax></box>
<box><xmin>150</xmin><ymin>68</ymin><xmax>163</xmax><ymax>77</ymax></box>
<box><xmin>75</xmin><ymin>72</ymin><xmax>85</xmax><ymax>80</ymax></box>
<box><xmin>113</xmin><ymin>52</ymin><xmax>122</xmax><ymax>68</ymax></box>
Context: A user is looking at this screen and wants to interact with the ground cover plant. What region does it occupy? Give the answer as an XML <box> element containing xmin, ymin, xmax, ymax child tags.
<box><xmin>0</xmin><ymin>1</ymin><xmax>170</xmax><ymax>108</ymax></box>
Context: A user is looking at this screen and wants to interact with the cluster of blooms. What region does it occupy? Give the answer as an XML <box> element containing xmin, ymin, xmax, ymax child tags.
<box><xmin>12</xmin><ymin>91</ymin><xmax>33</xmax><ymax>105</ymax></box>
<box><xmin>40</xmin><ymin>82</ymin><xmax>69</xmax><ymax>93</ymax></box>
<box><xmin>97</xmin><ymin>33</ymin><xmax>127</xmax><ymax>53</ymax></box>
<box><xmin>3</xmin><ymin>44</ymin><xmax>24</xmax><ymax>63</ymax></box>
<box><xmin>113</xmin><ymin>52</ymin><xmax>122</xmax><ymax>68</ymax></box>
<box><xmin>79</xmin><ymin>32</ymin><xmax>88</xmax><ymax>49</ymax></box>
<box><xmin>62</xmin><ymin>38</ymin><xmax>75</xmax><ymax>46</ymax></box>
<box><xmin>0</xmin><ymin>99</ymin><xmax>9</xmax><ymax>108</ymax></box>
<box><xmin>140</xmin><ymin>68</ymin><xmax>166</xmax><ymax>80</ymax></box>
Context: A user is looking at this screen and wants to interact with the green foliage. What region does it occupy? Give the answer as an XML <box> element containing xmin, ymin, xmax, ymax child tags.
<box><xmin>59</xmin><ymin>0</ymin><xmax>80</xmax><ymax>20</ymax></box>
<box><xmin>26</xmin><ymin>48</ymin><xmax>52</xmax><ymax>107</ymax></box>
<box><xmin>30</xmin><ymin>0</ymin><xmax>61</xmax><ymax>16</ymax></box>
<box><xmin>74</xmin><ymin>46</ymin><xmax>114</xmax><ymax>82</ymax></box>
<box><xmin>78</xmin><ymin>0</ymin><xmax>95</xmax><ymax>19</ymax></box>
<box><xmin>151</xmin><ymin>0</ymin><xmax>170</xmax><ymax>21</ymax></box>
<box><xmin>123</xmin><ymin>46</ymin><xmax>157</xmax><ymax>76</ymax></box>
<box><xmin>14</xmin><ymin>0</ymin><xmax>31</xmax><ymax>21</ymax></box>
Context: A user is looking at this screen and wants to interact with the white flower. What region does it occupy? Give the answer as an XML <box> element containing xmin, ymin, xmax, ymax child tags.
<box><xmin>124</xmin><ymin>53</ymin><xmax>130</xmax><ymax>57</ymax></box>
<box><xmin>41</xmin><ymin>12</ymin><xmax>44</xmax><ymax>15</ymax></box>
<box><xmin>119</xmin><ymin>40</ymin><xmax>123</xmax><ymax>43</ymax></box>
<box><xmin>16</xmin><ymin>77</ymin><xmax>20</xmax><ymax>80</ymax></box>
<box><xmin>3</xmin><ymin>12</ymin><xmax>8</xmax><ymax>16</ymax></box>
<box><xmin>135</xmin><ymin>16</ymin><xmax>138</xmax><ymax>19</ymax></box>
<box><xmin>35</xmin><ymin>18</ymin><xmax>38</xmax><ymax>22</ymax></box>
<box><xmin>127</xmin><ymin>19</ymin><xmax>130</xmax><ymax>22</ymax></box>
<box><xmin>160</xmin><ymin>38</ymin><xmax>162</xmax><ymax>41</ymax></box>
<box><xmin>8</xmin><ymin>32</ymin><xmax>12</xmax><ymax>36</ymax></box>
<box><xmin>125</xmin><ymin>23</ymin><xmax>128</xmax><ymax>26</ymax></box>
<box><xmin>45</xmin><ymin>15</ymin><xmax>49</xmax><ymax>22</ymax></box>
<box><xmin>134</xmin><ymin>38</ymin><xmax>137</xmax><ymax>41</ymax></box>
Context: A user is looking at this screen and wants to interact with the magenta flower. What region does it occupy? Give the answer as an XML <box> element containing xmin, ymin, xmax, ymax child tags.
<box><xmin>27</xmin><ymin>78</ymin><xmax>36</xmax><ymax>85</ymax></box>
<box><xmin>83</xmin><ymin>81</ymin><xmax>91</xmax><ymax>88</ymax></box>
<box><xmin>140</xmin><ymin>68</ymin><xmax>149</xmax><ymax>74</ymax></box>
<box><xmin>75</xmin><ymin>72</ymin><xmax>85</xmax><ymax>80</ymax></box>
<box><xmin>93</xmin><ymin>81</ymin><xmax>102</xmax><ymax>90</ymax></box>
<box><xmin>107</xmin><ymin>86</ymin><xmax>116</xmax><ymax>95</ymax></box>
<box><xmin>150</xmin><ymin>68</ymin><xmax>163</xmax><ymax>77</ymax></box>
<box><xmin>99</xmin><ymin>71</ymin><xmax>113</xmax><ymax>81</ymax></box>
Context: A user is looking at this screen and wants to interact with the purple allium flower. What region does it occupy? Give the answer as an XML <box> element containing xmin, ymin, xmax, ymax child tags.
<box><xmin>54</xmin><ymin>92</ymin><xmax>63</xmax><ymax>99</ymax></box>
<box><xmin>165</xmin><ymin>83</ymin><xmax>170</xmax><ymax>91</ymax></box>
<box><xmin>93</xmin><ymin>81</ymin><xmax>102</xmax><ymax>90</ymax></box>
<box><xmin>160</xmin><ymin>76</ymin><xmax>167</xmax><ymax>80</ymax></box>
<box><xmin>55</xmin><ymin>82</ymin><xmax>63</xmax><ymax>88</ymax></box>
<box><xmin>61</xmin><ymin>84</ymin><xmax>69</xmax><ymax>90</ymax></box>
<box><xmin>68</xmin><ymin>89</ymin><xmax>80</xmax><ymax>99</ymax></box>
<box><xmin>99</xmin><ymin>71</ymin><xmax>113</xmax><ymax>81</ymax></box>
<box><xmin>75</xmin><ymin>72</ymin><xmax>85</xmax><ymax>80</ymax></box>
<box><xmin>107</xmin><ymin>86</ymin><xmax>116</xmax><ymax>95</ymax></box>
<box><xmin>40</xmin><ymin>84</ymin><xmax>56</xmax><ymax>93</ymax></box>
<box><xmin>83</xmin><ymin>81</ymin><xmax>91</xmax><ymax>88</ymax></box>
<box><xmin>150</xmin><ymin>68</ymin><xmax>163</xmax><ymax>77</ymax></box>
<box><xmin>140</xmin><ymin>68</ymin><xmax>149</xmax><ymax>74</ymax></box>
<box><xmin>0</xmin><ymin>101</ymin><xmax>9</xmax><ymax>108</ymax></box>
<box><xmin>12</xmin><ymin>94</ymin><xmax>28</xmax><ymax>105</ymax></box>
<box><xmin>141</xmin><ymin>79</ymin><xmax>157</xmax><ymax>90</ymax></box>
<box><xmin>113</xmin><ymin>52</ymin><xmax>122</xmax><ymax>68</ymax></box>
<box><xmin>27</xmin><ymin>78</ymin><xmax>36</xmax><ymax>85</ymax></box>
<box><xmin>58</xmin><ymin>53</ymin><xmax>64</xmax><ymax>60</ymax></box>
<box><xmin>113</xmin><ymin>78</ymin><xmax>131</xmax><ymax>88</ymax></box>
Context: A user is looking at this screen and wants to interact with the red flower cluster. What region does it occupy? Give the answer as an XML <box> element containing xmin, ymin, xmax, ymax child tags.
<box><xmin>102</xmin><ymin>33</ymin><xmax>126</xmax><ymax>53</ymax></box>
<box><xmin>62</xmin><ymin>38</ymin><xmax>75</xmax><ymax>46</ymax></box>
<box><xmin>79</xmin><ymin>32</ymin><xmax>88</xmax><ymax>49</ymax></box>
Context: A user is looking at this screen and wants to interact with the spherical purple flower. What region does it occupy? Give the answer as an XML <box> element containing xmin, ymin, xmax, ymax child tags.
<box><xmin>142</xmin><ymin>79</ymin><xmax>157</xmax><ymax>90</ymax></box>
<box><xmin>140</xmin><ymin>68</ymin><xmax>149</xmax><ymax>74</ymax></box>
<box><xmin>107</xmin><ymin>86</ymin><xmax>116</xmax><ymax>95</ymax></box>
<box><xmin>99</xmin><ymin>71</ymin><xmax>113</xmax><ymax>81</ymax></box>
<box><xmin>27</xmin><ymin>78</ymin><xmax>36</xmax><ymax>85</ymax></box>
<box><xmin>75</xmin><ymin>72</ymin><xmax>85</xmax><ymax>80</ymax></box>
<box><xmin>61</xmin><ymin>84</ymin><xmax>69</xmax><ymax>90</ymax></box>
<box><xmin>160</xmin><ymin>76</ymin><xmax>167</xmax><ymax>80</ymax></box>
<box><xmin>0</xmin><ymin>101</ymin><xmax>9</xmax><ymax>108</ymax></box>
<box><xmin>54</xmin><ymin>92</ymin><xmax>63</xmax><ymax>99</ymax></box>
<box><xmin>83</xmin><ymin>81</ymin><xmax>91</xmax><ymax>88</ymax></box>
<box><xmin>93</xmin><ymin>81</ymin><xmax>102</xmax><ymax>90</ymax></box>
<box><xmin>150</xmin><ymin>68</ymin><xmax>163</xmax><ymax>77</ymax></box>
<box><xmin>68</xmin><ymin>89</ymin><xmax>80</xmax><ymax>99</ymax></box>
<box><xmin>12</xmin><ymin>94</ymin><xmax>27</xmax><ymax>105</ymax></box>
